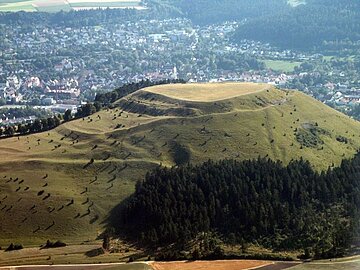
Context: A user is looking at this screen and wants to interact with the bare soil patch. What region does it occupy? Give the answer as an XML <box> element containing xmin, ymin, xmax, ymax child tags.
<box><xmin>150</xmin><ymin>260</ymin><xmax>272</xmax><ymax>270</ymax></box>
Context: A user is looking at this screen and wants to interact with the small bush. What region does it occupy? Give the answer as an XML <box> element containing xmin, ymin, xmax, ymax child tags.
<box><xmin>5</xmin><ymin>243</ymin><xmax>23</xmax><ymax>251</ymax></box>
<box><xmin>336</xmin><ymin>136</ymin><xmax>349</xmax><ymax>144</ymax></box>
<box><xmin>296</xmin><ymin>124</ymin><xmax>329</xmax><ymax>148</ymax></box>
<box><xmin>43</xmin><ymin>240</ymin><xmax>66</xmax><ymax>249</ymax></box>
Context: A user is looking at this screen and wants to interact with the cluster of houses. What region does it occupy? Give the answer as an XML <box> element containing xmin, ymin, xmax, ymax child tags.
<box><xmin>2</xmin><ymin>16</ymin><xmax>357</xmax><ymax>118</ymax></box>
<box><xmin>0</xmin><ymin>115</ymin><xmax>36</xmax><ymax>125</ymax></box>
<box><xmin>207</xmin><ymin>71</ymin><xmax>293</xmax><ymax>86</ymax></box>
<box><xmin>0</xmin><ymin>75</ymin><xmax>81</xmax><ymax>106</ymax></box>
<box><xmin>0</xmin><ymin>75</ymin><xmax>23</xmax><ymax>103</ymax></box>
<box><xmin>1</xmin><ymin>18</ymin><xmax>320</xmax><ymax>106</ymax></box>
<box><xmin>329</xmin><ymin>86</ymin><xmax>360</xmax><ymax>106</ymax></box>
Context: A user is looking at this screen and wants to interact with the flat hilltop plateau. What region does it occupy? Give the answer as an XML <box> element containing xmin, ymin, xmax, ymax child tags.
<box><xmin>1</xmin><ymin>82</ymin><xmax>360</xmax><ymax>246</ymax></box>
<box><xmin>143</xmin><ymin>82</ymin><xmax>271</xmax><ymax>101</ymax></box>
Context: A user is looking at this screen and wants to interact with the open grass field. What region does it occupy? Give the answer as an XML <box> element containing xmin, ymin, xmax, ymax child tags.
<box><xmin>0</xmin><ymin>0</ymin><xmax>36</xmax><ymax>12</ymax></box>
<box><xmin>0</xmin><ymin>259</ymin><xmax>300</xmax><ymax>270</ymax></box>
<box><xmin>0</xmin><ymin>0</ymin><xmax>143</xmax><ymax>12</ymax></box>
<box><xmin>0</xmin><ymin>243</ymin><xmax>147</xmax><ymax>267</ymax></box>
<box><xmin>263</xmin><ymin>60</ymin><xmax>302</xmax><ymax>72</ymax></box>
<box><xmin>323</xmin><ymin>55</ymin><xmax>356</xmax><ymax>62</ymax></box>
<box><xmin>289</xmin><ymin>258</ymin><xmax>360</xmax><ymax>270</ymax></box>
<box><xmin>1</xmin><ymin>82</ymin><xmax>360</xmax><ymax>257</ymax></box>
<box><xmin>144</xmin><ymin>83</ymin><xmax>271</xmax><ymax>102</ymax></box>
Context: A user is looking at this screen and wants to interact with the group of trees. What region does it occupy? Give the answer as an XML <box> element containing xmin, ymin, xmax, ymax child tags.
<box><xmin>0</xmin><ymin>107</ymin><xmax>50</xmax><ymax>120</ymax></box>
<box><xmin>234</xmin><ymin>0</ymin><xmax>360</xmax><ymax>50</ymax></box>
<box><xmin>0</xmin><ymin>8</ymin><xmax>142</xmax><ymax>27</ymax></box>
<box><xmin>0</xmin><ymin>80</ymin><xmax>186</xmax><ymax>139</ymax></box>
<box><xmin>94</xmin><ymin>79</ymin><xmax>186</xmax><ymax>108</ymax></box>
<box><xmin>120</xmin><ymin>156</ymin><xmax>360</xmax><ymax>258</ymax></box>
<box><xmin>0</xmin><ymin>115</ymin><xmax>61</xmax><ymax>137</ymax></box>
<box><xmin>5</xmin><ymin>243</ymin><xmax>23</xmax><ymax>252</ymax></box>
<box><xmin>149</xmin><ymin>0</ymin><xmax>288</xmax><ymax>25</ymax></box>
<box><xmin>345</xmin><ymin>104</ymin><xmax>360</xmax><ymax>121</ymax></box>
<box><xmin>0</xmin><ymin>0</ymin><xmax>288</xmax><ymax>27</ymax></box>
<box><xmin>0</xmin><ymin>103</ymin><xmax>101</xmax><ymax>138</ymax></box>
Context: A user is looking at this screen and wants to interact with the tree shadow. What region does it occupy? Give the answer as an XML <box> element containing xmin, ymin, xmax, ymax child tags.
<box><xmin>107</xmin><ymin>175</ymin><xmax>116</xmax><ymax>183</ymax></box>
<box><xmin>90</xmin><ymin>214</ymin><xmax>99</xmax><ymax>224</ymax></box>
<box><xmin>85</xmin><ymin>247</ymin><xmax>105</xmax><ymax>257</ymax></box>
<box><xmin>98</xmin><ymin>163</ymin><xmax>111</xmax><ymax>173</ymax></box>
<box><xmin>45</xmin><ymin>222</ymin><xmax>55</xmax><ymax>231</ymax></box>
<box><xmin>81</xmin><ymin>210</ymin><xmax>90</xmax><ymax>218</ymax></box>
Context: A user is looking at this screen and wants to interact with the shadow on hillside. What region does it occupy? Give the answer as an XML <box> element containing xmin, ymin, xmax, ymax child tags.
<box><xmin>101</xmin><ymin>196</ymin><xmax>133</xmax><ymax>239</ymax></box>
<box><xmin>101</xmin><ymin>196</ymin><xmax>154</xmax><ymax>259</ymax></box>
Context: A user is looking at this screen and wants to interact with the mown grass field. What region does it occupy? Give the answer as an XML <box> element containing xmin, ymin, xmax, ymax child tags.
<box><xmin>323</xmin><ymin>55</ymin><xmax>356</xmax><ymax>62</ymax></box>
<box><xmin>290</xmin><ymin>258</ymin><xmax>360</xmax><ymax>270</ymax></box>
<box><xmin>0</xmin><ymin>0</ymin><xmax>142</xmax><ymax>12</ymax></box>
<box><xmin>288</xmin><ymin>0</ymin><xmax>306</xmax><ymax>7</ymax></box>
<box><xmin>263</xmin><ymin>60</ymin><xmax>302</xmax><ymax>72</ymax></box>
<box><xmin>68</xmin><ymin>0</ymin><xmax>141</xmax><ymax>8</ymax></box>
<box><xmin>0</xmin><ymin>244</ymin><xmax>147</xmax><ymax>267</ymax></box>
<box><xmin>0</xmin><ymin>0</ymin><xmax>36</xmax><ymax>12</ymax></box>
<box><xmin>144</xmin><ymin>83</ymin><xmax>271</xmax><ymax>102</ymax></box>
<box><xmin>1</xmin><ymin>82</ymin><xmax>360</xmax><ymax>253</ymax></box>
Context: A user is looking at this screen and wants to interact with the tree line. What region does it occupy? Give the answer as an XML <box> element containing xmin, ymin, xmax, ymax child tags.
<box><xmin>94</xmin><ymin>78</ymin><xmax>186</xmax><ymax>108</ymax></box>
<box><xmin>234</xmin><ymin>0</ymin><xmax>360</xmax><ymax>50</ymax></box>
<box><xmin>0</xmin><ymin>0</ymin><xmax>288</xmax><ymax>28</ymax></box>
<box><xmin>119</xmin><ymin>156</ymin><xmax>360</xmax><ymax>259</ymax></box>
<box><xmin>0</xmin><ymin>79</ymin><xmax>185</xmax><ymax>139</ymax></box>
<box><xmin>149</xmin><ymin>0</ymin><xmax>288</xmax><ymax>26</ymax></box>
<box><xmin>0</xmin><ymin>8</ymin><xmax>142</xmax><ymax>27</ymax></box>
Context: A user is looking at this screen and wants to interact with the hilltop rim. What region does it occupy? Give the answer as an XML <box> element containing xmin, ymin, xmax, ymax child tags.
<box><xmin>141</xmin><ymin>82</ymin><xmax>272</xmax><ymax>103</ymax></box>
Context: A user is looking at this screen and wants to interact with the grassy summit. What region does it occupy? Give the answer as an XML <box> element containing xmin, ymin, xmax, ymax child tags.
<box><xmin>143</xmin><ymin>83</ymin><xmax>271</xmax><ymax>101</ymax></box>
<box><xmin>1</xmin><ymin>82</ymin><xmax>360</xmax><ymax>246</ymax></box>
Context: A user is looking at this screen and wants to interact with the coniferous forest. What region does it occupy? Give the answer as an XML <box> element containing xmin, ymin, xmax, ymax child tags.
<box><xmin>118</xmin><ymin>156</ymin><xmax>360</xmax><ymax>258</ymax></box>
<box><xmin>234</xmin><ymin>0</ymin><xmax>360</xmax><ymax>50</ymax></box>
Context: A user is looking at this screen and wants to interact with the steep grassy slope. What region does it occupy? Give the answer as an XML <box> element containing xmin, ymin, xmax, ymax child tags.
<box><xmin>1</xmin><ymin>82</ymin><xmax>360</xmax><ymax>247</ymax></box>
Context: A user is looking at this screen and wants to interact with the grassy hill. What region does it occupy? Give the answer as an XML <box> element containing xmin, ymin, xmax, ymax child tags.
<box><xmin>1</xmin><ymin>82</ymin><xmax>360</xmax><ymax>247</ymax></box>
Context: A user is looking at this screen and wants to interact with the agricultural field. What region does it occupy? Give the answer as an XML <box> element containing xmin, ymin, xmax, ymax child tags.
<box><xmin>0</xmin><ymin>262</ymin><xmax>152</xmax><ymax>270</ymax></box>
<box><xmin>289</xmin><ymin>257</ymin><xmax>360</xmax><ymax>270</ymax></box>
<box><xmin>0</xmin><ymin>0</ymin><xmax>36</xmax><ymax>12</ymax></box>
<box><xmin>323</xmin><ymin>55</ymin><xmax>356</xmax><ymax>62</ymax></box>
<box><xmin>150</xmin><ymin>260</ymin><xmax>273</xmax><ymax>270</ymax></box>
<box><xmin>0</xmin><ymin>0</ymin><xmax>143</xmax><ymax>12</ymax></box>
<box><xmin>288</xmin><ymin>0</ymin><xmax>307</xmax><ymax>7</ymax></box>
<box><xmin>263</xmin><ymin>60</ymin><xmax>302</xmax><ymax>72</ymax></box>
